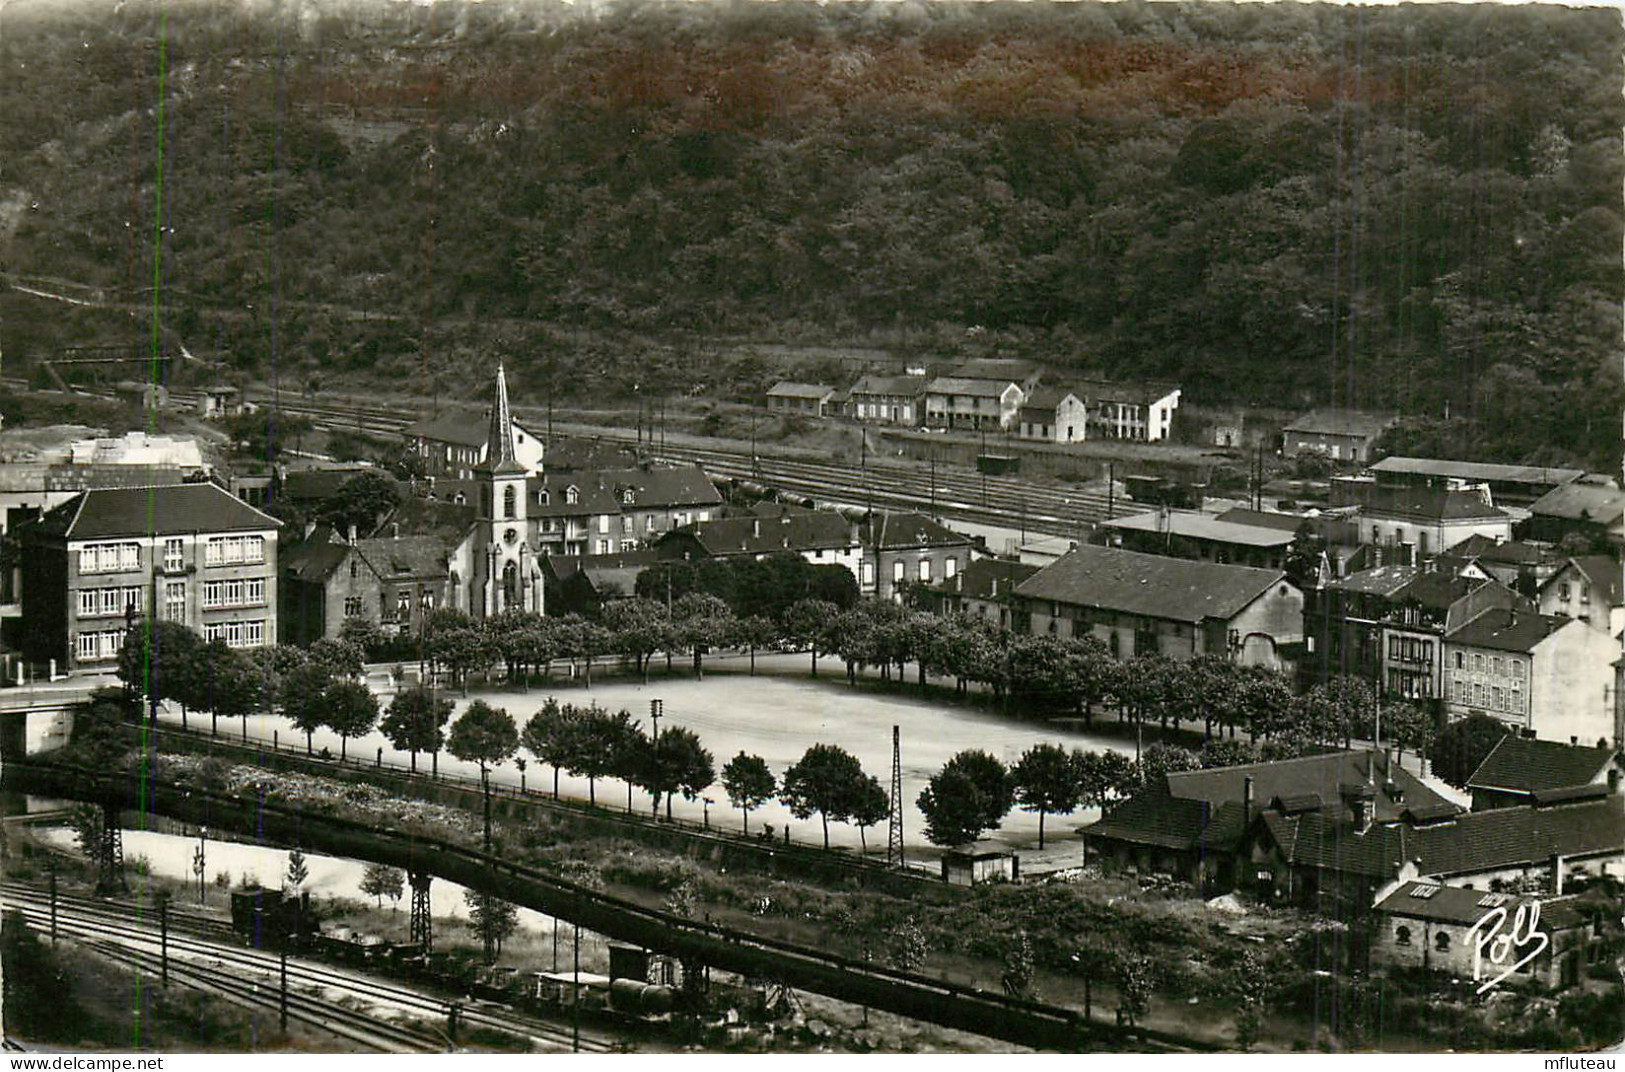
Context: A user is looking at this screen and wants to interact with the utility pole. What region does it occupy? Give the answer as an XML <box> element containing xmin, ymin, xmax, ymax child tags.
<box><xmin>47</xmin><ymin>857</ymin><xmax>57</xmax><ymax>946</ymax></box>
<box><xmin>1106</xmin><ymin>462</ymin><xmax>1115</xmax><ymax>521</ymax></box>
<box><xmin>650</xmin><ymin>698</ymin><xmax>663</xmax><ymax>741</ymax></box>
<box><xmin>279</xmin><ymin>949</ymin><xmax>289</xmax><ymax>1032</ymax></box>
<box><xmin>886</xmin><ymin>725</ymin><xmax>904</xmax><ymax>869</ymax></box>
<box><xmin>155</xmin><ymin>890</ymin><xmax>170</xmax><ymax>989</ymax></box>
<box><xmin>572</xmin><ymin>891</ymin><xmax>582</xmax><ymax>1054</ymax></box>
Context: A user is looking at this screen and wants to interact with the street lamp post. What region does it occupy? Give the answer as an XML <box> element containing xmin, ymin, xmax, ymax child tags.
<box><xmin>702</xmin><ymin>797</ymin><xmax>713</xmax><ymax>829</ymax></box>
<box><xmin>193</xmin><ymin>827</ymin><xmax>208</xmax><ymax>904</ymax></box>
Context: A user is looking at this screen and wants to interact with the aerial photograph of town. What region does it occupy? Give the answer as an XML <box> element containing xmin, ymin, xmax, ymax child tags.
<box><xmin>0</xmin><ymin>0</ymin><xmax>1620</xmax><ymax>1058</ymax></box>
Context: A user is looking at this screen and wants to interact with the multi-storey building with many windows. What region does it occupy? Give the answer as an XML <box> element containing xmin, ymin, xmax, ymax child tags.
<box><xmin>17</xmin><ymin>483</ymin><xmax>279</xmax><ymax>671</ymax></box>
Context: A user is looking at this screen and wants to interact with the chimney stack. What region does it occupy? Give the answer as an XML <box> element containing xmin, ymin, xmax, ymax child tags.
<box><xmin>391</xmin><ymin>522</ymin><xmax>400</xmax><ymax>540</ymax></box>
<box><xmin>752</xmin><ymin>518</ymin><xmax>760</xmax><ymax>538</ymax></box>
<box><xmin>347</xmin><ymin>523</ymin><xmax>358</xmax><ymax>545</ymax></box>
<box><xmin>1243</xmin><ymin>776</ymin><xmax>1254</xmax><ymax>824</ymax></box>
<box><xmin>1551</xmin><ymin>853</ymin><xmax>1565</xmax><ymax>896</ymax></box>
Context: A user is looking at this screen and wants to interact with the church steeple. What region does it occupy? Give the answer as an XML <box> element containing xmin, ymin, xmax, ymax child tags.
<box><xmin>478</xmin><ymin>362</ymin><xmax>527</xmax><ymax>476</ymax></box>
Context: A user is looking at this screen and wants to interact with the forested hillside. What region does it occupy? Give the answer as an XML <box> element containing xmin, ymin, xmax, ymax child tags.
<box><xmin>0</xmin><ymin>0</ymin><xmax>1619</xmax><ymax>468</ymax></box>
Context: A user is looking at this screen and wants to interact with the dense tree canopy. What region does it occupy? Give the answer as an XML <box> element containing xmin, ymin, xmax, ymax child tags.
<box><xmin>4</xmin><ymin>1</ymin><xmax>1617</xmax><ymax>469</ymax></box>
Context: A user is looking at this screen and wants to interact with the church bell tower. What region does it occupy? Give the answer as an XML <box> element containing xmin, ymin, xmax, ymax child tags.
<box><xmin>474</xmin><ymin>363</ymin><xmax>538</xmax><ymax>617</ymax></box>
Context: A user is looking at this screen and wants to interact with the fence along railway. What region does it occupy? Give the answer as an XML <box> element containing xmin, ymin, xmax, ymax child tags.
<box><xmin>3</xmin><ymin>757</ymin><xmax>1213</xmax><ymax>1053</ymax></box>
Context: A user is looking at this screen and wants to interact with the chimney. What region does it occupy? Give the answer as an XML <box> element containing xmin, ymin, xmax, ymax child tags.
<box><xmin>752</xmin><ymin>518</ymin><xmax>761</xmax><ymax>538</ymax></box>
<box><xmin>1551</xmin><ymin>853</ymin><xmax>1565</xmax><ymax>896</ymax></box>
<box><xmin>391</xmin><ymin>522</ymin><xmax>400</xmax><ymax>540</ymax></box>
<box><xmin>1243</xmin><ymin>776</ymin><xmax>1254</xmax><ymax>824</ymax></box>
<box><xmin>1609</xmin><ymin>768</ymin><xmax>1619</xmax><ymax>795</ymax></box>
<box><xmin>347</xmin><ymin>523</ymin><xmax>358</xmax><ymax>545</ymax></box>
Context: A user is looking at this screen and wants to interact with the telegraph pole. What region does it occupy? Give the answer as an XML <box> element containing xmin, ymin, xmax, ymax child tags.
<box><xmin>886</xmin><ymin>725</ymin><xmax>904</xmax><ymax>868</ymax></box>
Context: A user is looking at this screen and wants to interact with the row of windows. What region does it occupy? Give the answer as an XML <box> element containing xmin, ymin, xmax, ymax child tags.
<box><xmin>78</xmin><ymin>586</ymin><xmax>144</xmax><ymax>619</ymax></box>
<box><xmin>164</xmin><ymin>582</ymin><xmax>186</xmax><ymax>622</ymax></box>
<box><xmin>76</xmin><ymin>630</ymin><xmax>126</xmax><ymax>661</ymax></box>
<box><xmin>1387</xmin><ymin>636</ymin><xmax>1434</xmax><ymax>663</ymax></box>
<box><xmin>80</xmin><ymin>542</ymin><xmax>140</xmax><ymax>574</ymax></box>
<box><xmin>203</xmin><ymin>578</ymin><xmax>266</xmax><ymax>609</ymax></box>
<box><xmin>1451</xmin><ymin>651</ymin><xmax>1526</xmax><ymax>679</ymax></box>
<box><xmin>204</xmin><ymin>619</ymin><xmax>266</xmax><ymax>649</ymax></box>
<box><xmin>1450</xmin><ymin>676</ymin><xmax>1523</xmax><ymax>713</ymax></box>
<box><xmin>204</xmin><ymin>535</ymin><xmax>266</xmax><ymax>567</ymax></box>
<box><xmin>1394</xmin><ymin>926</ymin><xmax>1452</xmax><ymax>953</ymax></box>
<box><xmin>1555</xmin><ymin>582</ymin><xmax>1592</xmax><ymax>604</ymax></box>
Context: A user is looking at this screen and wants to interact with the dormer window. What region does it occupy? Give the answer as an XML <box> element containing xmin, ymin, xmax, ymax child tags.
<box><xmin>565</xmin><ymin>486</ymin><xmax>579</xmax><ymax>505</ymax></box>
<box><xmin>539</xmin><ymin>488</ymin><xmax>550</xmax><ymax>506</ymax></box>
<box><xmin>622</xmin><ymin>489</ymin><xmax>635</xmax><ymax>505</ymax></box>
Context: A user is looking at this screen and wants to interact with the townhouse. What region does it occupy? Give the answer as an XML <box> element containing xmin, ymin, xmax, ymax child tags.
<box><xmin>1015</xmin><ymin>388</ymin><xmax>1088</xmax><ymax>443</ymax></box>
<box><xmin>1537</xmin><ymin>555</ymin><xmax>1623</xmax><ymax>638</ymax></box>
<box><xmin>861</xmin><ymin>511</ymin><xmax>980</xmax><ymax>601</ymax></box>
<box><xmin>278</xmin><ymin>525</ymin><xmax>450</xmax><ymax>645</ymax></box>
<box><xmin>1281</xmin><ymin>409</ymin><xmax>1396</xmax><ymax>464</ymax></box>
<box><xmin>847</xmin><ymin>374</ymin><xmax>927</xmax><ymax>425</ymax></box>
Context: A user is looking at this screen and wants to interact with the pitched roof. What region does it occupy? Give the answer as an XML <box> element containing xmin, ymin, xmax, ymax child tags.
<box><xmin>1164</xmin><ymin>749</ymin><xmax>1450</xmax><ymax>825</ymax></box>
<box><xmin>1284</xmin><ymin>409</ymin><xmax>1395</xmax><ymax>439</ymax></box>
<box><xmin>1359</xmin><ymin>484</ymin><xmax>1508</xmax><ymax>522</ymax></box>
<box><xmin>529</xmin><ymin>474</ymin><xmax>621</xmax><ymax>518</ymax></box>
<box><xmin>1370</xmin><ymin>457</ymin><xmax>1586</xmax><ymax>487</ymax></box>
<box><xmin>1018</xmin><ymin>386</ymin><xmax>1078</xmax><ymax>414</ymax></box>
<box><xmin>28</xmin><ymin>482</ymin><xmax>279</xmax><ymax>540</ymax></box>
<box><xmin>1071</xmin><ymin>377</ymin><xmax>1182</xmax><ymax>406</ymax></box>
<box><xmin>868</xmin><ymin>511</ymin><xmax>974</xmax><ymax>550</ymax></box>
<box><xmin>1541</xmin><ymin>556</ymin><xmax>1625</xmax><ymax>607</ymax></box>
<box><xmin>404</xmin><ymin>409</ymin><xmax>539</xmax><ymax>450</ymax></box>
<box><xmin>926</xmin><ymin>377</ymin><xmax>1019</xmax><ymax>398</ymax></box>
<box><xmin>377</xmin><ymin>496</ymin><xmax>478</xmax><ymax>548</ymax></box>
<box><xmin>1446</xmin><ymin>608</ymin><xmax>1571</xmax><ymax>653</ymax></box>
<box><xmin>354</xmin><ymin>535</ymin><xmax>449</xmax><ymax>580</ymax></box>
<box><xmin>667</xmin><ymin>510</ymin><xmax>855</xmax><ymax>557</ymax></box>
<box><xmin>766</xmin><ymin>382</ymin><xmax>835</xmax><ymax>399</ymax></box>
<box><xmin>1264</xmin><ymin>798</ymin><xmax>1625</xmax><ymax>881</ymax></box>
<box><xmin>1326</xmin><ymin>564</ymin><xmax>1419</xmax><ymax>598</ymax></box>
<box><xmin>933</xmin><ymin>557</ymin><xmax>1041</xmax><ymax>601</ymax></box>
<box><xmin>1529</xmin><ymin>483</ymin><xmax>1625</xmax><ymax>525</ymax></box>
<box><xmin>952</xmin><ymin>357</ymin><xmax>1042</xmax><ymax>383</ymax></box>
<box><xmin>594</xmin><ymin>465</ymin><xmax>722</xmax><ymax>510</ymax></box>
<box><xmin>1086</xmin><ymin>791</ymin><xmax>1245</xmax><ymax>852</ymax></box>
<box><xmin>281</xmin><ymin>466</ymin><xmax>405</xmax><ymax>503</ymax></box>
<box><xmin>1453</xmin><ymin>535</ymin><xmax>1557</xmax><ymax>566</ymax></box>
<box><xmin>849</xmin><ymin>374</ymin><xmax>927</xmax><ymax>397</ymax></box>
<box><xmin>1374</xmin><ymin>882</ymin><xmax>1544</xmax><ymax>926</ymax></box>
<box><xmin>1102</xmin><ymin>509</ymin><xmax>1296</xmax><ymax>549</ymax></box>
<box><xmin>1391</xmin><ymin>570</ymin><xmax>1481</xmax><ymax>611</ymax></box>
<box><xmin>279</xmin><ymin>529</ymin><xmax>353</xmax><ymax>582</ymax></box>
<box><xmin>1214</xmin><ymin>507</ymin><xmax>1314</xmax><ymax>534</ymax></box>
<box><xmin>1467</xmin><ymin>737</ymin><xmax>1616</xmax><ymax>796</ymax></box>
<box><xmin>1014</xmin><ymin>545</ymin><xmax>1292</xmax><ymax>623</ymax></box>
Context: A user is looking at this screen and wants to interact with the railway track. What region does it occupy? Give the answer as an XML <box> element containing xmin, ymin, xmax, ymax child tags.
<box><xmin>232</xmin><ymin>391</ymin><xmax>1119</xmax><ymax>538</ymax></box>
<box><xmin>0</xmin><ymin>886</ymin><xmax>613</xmax><ymax>1053</ymax></box>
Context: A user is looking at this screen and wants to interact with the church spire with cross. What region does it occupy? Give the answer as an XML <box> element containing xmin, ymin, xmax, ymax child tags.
<box><xmin>479</xmin><ymin>361</ymin><xmax>527</xmax><ymax>476</ymax></box>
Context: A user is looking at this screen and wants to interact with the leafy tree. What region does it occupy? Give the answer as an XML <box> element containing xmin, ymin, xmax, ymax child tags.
<box><xmin>564</xmin><ymin>704</ymin><xmax>635</xmax><ymax>805</ymax></box>
<box><xmin>781</xmin><ymin>743</ymin><xmax>869</xmax><ymax>848</ymax></box>
<box><xmin>1199</xmin><ymin>738</ymin><xmax>1259</xmax><ymax>769</ymax></box>
<box><xmin>917</xmin><ymin>768</ymin><xmax>990</xmax><ymax>848</ymax></box>
<box><xmin>447</xmin><ymin>700</ymin><xmax>519</xmax><ymax>780</ymax></box>
<box><xmin>314</xmin><ymin>471</ymin><xmax>401</xmax><ymax>534</ymax></box>
<box><xmin>281</xmin><ymin>661</ymin><xmax>335</xmax><ymax>754</ymax></box>
<box><xmin>721</xmin><ymin>751</ymin><xmax>777</xmax><ymax>834</ymax></box>
<box><xmin>1074</xmin><ymin>749</ymin><xmax>1137</xmax><ymax>810</ymax></box>
<box><xmin>69</xmin><ymin>688</ymin><xmax>133</xmax><ymax>768</ymax></box>
<box><xmin>1430</xmin><ymin>712</ymin><xmax>1512</xmax><ymax>789</ymax></box>
<box><xmin>463</xmin><ymin>890</ymin><xmax>518</xmax><ymax>963</ymax></box>
<box><xmin>887</xmin><ymin>917</ymin><xmax>930</xmax><ymax>973</ymax></box>
<box><xmin>380</xmin><ymin>685</ymin><xmax>453</xmax><ymax>772</ymax></box>
<box><xmin>360</xmin><ymin>862</ymin><xmax>405</xmax><ymax>909</ymax></box>
<box><xmin>636</xmin><ymin>725</ymin><xmax>715</xmax><ymax>819</ymax></box>
<box><xmin>521</xmin><ymin>698</ymin><xmax>577</xmax><ymax>798</ymax></box>
<box><xmin>284</xmin><ymin>849</ymin><xmax>309</xmax><ymax>892</ymax></box>
<box><xmin>1115</xmin><ymin>953</ymin><xmax>1154</xmax><ymax>1028</ymax></box>
<box><xmin>306</xmin><ymin>637</ymin><xmax>365</xmax><ymax>680</ymax></box>
<box><xmin>782</xmin><ymin>598</ymin><xmax>841</xmax><ymax>677</ymax></box>
<box><xmin>198</xmin><ymin>640</ymin><xmax>259</xmax><ymax>737</ymax></box>
<box><xmin>323</xmin><ymin>679</ymin><xmax>379</xmax><ymax>760</ymax></box>
<box><xmin>943</xmin><ymin>750</ymin><xmax>1014</xmax><ymax>830</ymax></box>
<box><xmin>1011</xmin><ymin>743</ymin><xmax>1080</xmax><ymax>848</ymax></box>
<box><xmin>1001</xmin><ymin>932</ymin><xmax>1037</xmax><ymax>998</ymax></box>
<box><xmin>672</xmin><ymin>592</ymin><xmax>734</xmax><ymax>679</ymax></box>
<box><xmin>1232</xmin><ymin>949</ymin><xmax>1271</xmax><ymax>1052</ymax></box>
<box><xmin>731</xmin><ymin>614</ymin><xmax>780</xmax><ymax>675</ymax></box>
<box><xmin>1283</xmin><ymin>521</ymin><xmax>1329</xmax><ymax>590</ymax></box>
<box><xmin>850</xmin><ymin>775</ymin><xmax>890</xmax><ymax>855</ymax></box>
<box><xmin>337</xmin><ymin>617</ymin><xmax>389</xmax><ymax>663</ymax></box>
<box><xmin>1136</xmin><ymin>742</ymin><xmax>1201</xmax><ymax>787</ymax></box>
<box><xmin>116</xmin><ymin>618</ymin><xmax>204</xmax><ymax>725</ymax></box>
<box><xmin>601</xmin><ymin>598</ymin><xmax>671</xmax><ymax>682</ymax></box>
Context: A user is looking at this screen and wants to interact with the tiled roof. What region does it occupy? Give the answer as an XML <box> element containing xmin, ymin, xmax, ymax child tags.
<box><xmin>926</xmin><ymin>377</ymin><xmax>1017</xmax><ymax>398</ymax></box>
<box><xmin>849</xmin><ymin>375</ymin><xmax>926</xmax><ymax>398</ymax></box>
<box><xmin>952</xmin><ymin>358</ymin><xmax>1041</xmax><ymax>382</ymax></box>
<box><xmin>1072</xmin><ymin>377</ymin><xmax>1182</xmax><ymax>406</ymax></box>
<box><xmin>27</xmin><ymin>482</ymin><xmax>278</xmax><ymax>540</ymax></box>
<box><xmin>1454</xmin><ymin>535</ymin><xmax>1558</xmax><ymax>566</ymax></box>
<box><xmin>1467</xmin><ymin>737</ymin><xmax>1615</xmax><ymax>796</ymax></box>
<box><xmin>1283</xmin><ymin>409</ymin><xmax>1395</xmax><ymax>439</ymax></box>
<box><xmin>1018</xmin><ymin>386</ymin><xmax>1077</xmax><ymax>414</ymax></box>
<box><xmin>595</xmin><ymin>465</ymin><xmax>722</xmax><ymax>510</ymax></box>
<box><xmin>669</xmin><ymin>511</ymin><xmax>855</xmax><ymax>557</ymax></box>
<box><xmin>404</xmin><ymin>410</ymin><xmax>539</xmax><ymax>450</ymax></box>
<box><xmin>280</xmin><ymin>529</ymin><xmax>352</xmax><ymax>582</ymax></box>
<box><xmin>281</xmin><ymin>467</ymin><xmax>405</xmax><ymax>503</ymax></box>
<box><xmin>1165</xmin><ymin>749</ymin><xmax>1452</xmax><ymax>825</ymax></box>
<box><xmin>1392</xmin><ymin>570</ymin><xmax>1481</xmax><ymax>611</ymax></box>
<box><xmin>933</xmin><ymin>557</ymin><xmax>1041</xmax><ymax>601</ymax></box>
<box><xmin>767</xmin><ymin>382</ymin><xmax>835</xmax><ymax>399</ymax></box>
<box><xmin>1529</xmin><ymin>483</ymin><xmax>1625</xmax><ymax>524</ymax></box>
<box><xmin>377</xmin><ymin>497</ymin><xmax>478</xmax><ymax>548</ymax></box>
<box><xmin>1360</xmin><ymin>485</ymin><xmax>1508</xmax><ymax>522</ymax></box>
<box><xmin>354</xmin><ymin>535</ymin><xmax>449</xmax><ymax>580</ymax></box>
<box><xmin>869</xmin><ymin>511</ymin><xmax>974</xmax><ymax>550</ymax></box>
<box><xmin>1086</xmin><ymin>791</ymin><xmax>1245</xmax><ymax>852</ymax></box>
<box><xmin>1015</xmin><ymin>545</ymin><xmax>1291</xmax><ymax>623</ymax></box>
<box><xmin>529</xmin><ymin>474</ymin><xmax>621</xmax><ymax>518</ymax></box>
<box><xmin>1327</xmin><ymin>565</ymin><xmax>1419</xmax><ymax>597</ymax></box>
<box><xmin>1102</xmin><ymin>509</ymin><xmax>1296</xmax><ymax>549</ymax></box>
<box><xmin>1370</xmin><ymin>457</ymin><xmax>1586</xmax><ymax>487</ymax></box>
<box><xmin>1375</xmin><ymin>882</ymin><xmax>1543</xmax><ymax>926</ymax></box>
<box><xmin>1264</xmin><ymin>798</ymin><xmax>1625</xmax><ymax>881</ymax></box>
<box><xmin>1446</xmin><ymin>608</ymin><xmax>1570</xmax><ymax>653</ymax></box>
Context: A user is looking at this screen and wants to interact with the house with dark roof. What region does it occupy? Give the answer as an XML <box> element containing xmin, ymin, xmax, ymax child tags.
<box><xmin>1013</xmin><ymin>544</ymin><xmax>1303</xmax><ymax>667</ymax></box>
<box><xmin>1100</xmin><ymin>508</ymin><xmax>1296</xmax><ymax>570</ymax></box>
<box><xmin>1537</xmin><ymin>555</ymin><xmax>1624</xmax><ymax>638</ymax></box>
<box><xmin>848</xmin><ymin>374</ymin><xmax>927</xmax><ymax>426</ymax></box>
<box><xmin>1447</xmin><ymin>534</ymin><xmax>1565</xmax><ymax>594</ymax></box>
<box><xmin>17</xmin><ymin>483</ymin><xmax>281</xmax><ymax>670</ymax></box>
<box><xmin>1333</xmin><ymin>480</ymin><xmax>1514</xmax><ymax>557</ymax></box>
<box><xmin>541</xmin><ymin>549</ymin><xmax>662</xmax><ymax>617</ymax></box>
<box><xmin>403</xmin><ymin>409</ymin><xmax>545</xmax><ymax>480</ymax></box>
<box><xmin>1282</xmin><ymin>409</ymin><xmax>1396</xmax><ymax>464</ymax></box>
<box><xmin>950</xmin><ymin>358</ymin><xmax>1044</xmax><ymax>391</ymax></box>
<box><xmin>1524</xmin><ymin>482</ymin><xmax>1625</xmax><ymax>547</ymax></box>
<box><xmin>1246</xmin><ymin>793</ymin><xmax>1624</xmax><ymax>917</ymax></box>
<box><xmin>1016</xmin><ymin>387</ymin><xmax>1087</xmax><ymax>443</ymax></box>
<box><xmin>655</xmin><ymin>509</ymin><xmax>864</xmax><ymax>583</ymax></box>
<box><xmin>861</xmin><ymin>511</ymin><xmax>980</xmax><ymax>601</ymax></box>
<box><xmin>1370</xmin><ymin>881</ymin><xmax>1597</xmax><ymax>989</ymax></box>
<box><xmin>1083</xmin><ymin>749</ymin><xmax>1455</xmax><ymax>893</ymax></box>
<box><xmin>923</xmin><ymin>377</ymin><xmax>1025</xmax><ymax>431</ymax></box>
<box><xmin>1466</xmin><ymin>737</ymin><xmax>1618</xmax><ymax>812</ymax></box>
<box><xmin>925</xmin><ymin>557</ymin><xmax>1040</xmax><ymax>628</ymax></box>
<box><xmin>1075</xmin><ymin>379</ymin><xmax>1183</xmax><ymax>443</ymax></box>
<box><xmin>279</xmin><ymin>526</ymin><xmax>450</xmax><ymax>646</ymax></box>
<box><xmin>765</xmin><ymin>382</ymin><xmax>836</xmax><ymax>416</ymax></box>
<box><xmin>1443</xmin><ymin>607</ymin><xmax>1620</xmax><ymax>748</ymax></box>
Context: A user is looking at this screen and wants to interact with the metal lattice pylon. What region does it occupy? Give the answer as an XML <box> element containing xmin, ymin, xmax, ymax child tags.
<box><xmin>95</xmin><ymin>803</ymin><xmax>125</xmax><ymax>894</ymax></box>
<box><xmin>409</xmin><ymin>871</ymin><xmax>433</xmax><ymax>953</ymax></box>
<box><xmin>886</xmin><ymin>725</ymin><xmax>904</xmax><ymax>868</ymax></box>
